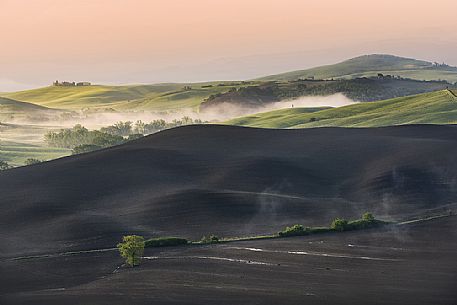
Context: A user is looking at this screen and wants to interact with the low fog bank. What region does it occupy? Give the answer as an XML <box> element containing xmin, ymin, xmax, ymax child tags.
<box><xmin>273</xmin><ymin>93</ymin><xmax>356</xmax><ymax>109</ymax></box>
<box><xmin>199</xmin><ymin>93</ymin><xmax>357</xmax><ymax>120</ymax></box>
<box><xmin>1</xmin><ymin>93</ymin><xmax>356</xmax><ymax>131</ymax></box>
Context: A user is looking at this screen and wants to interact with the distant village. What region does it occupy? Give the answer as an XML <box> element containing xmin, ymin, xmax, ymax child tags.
<box><xmin>53</xmin><ymin>80</ymin><xmax>91</xmax><ymax>86</ymax></box>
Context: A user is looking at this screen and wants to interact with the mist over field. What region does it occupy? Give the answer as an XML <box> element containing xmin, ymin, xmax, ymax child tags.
<box><xmin>196</xmin><ymin>93</ymin><xmax>356</xmax><ymax>120</ymax></box>
<box><xmin>1</xmin><ymin>94</ymin><xmax>354</xmax><ymax>131</ymax></box>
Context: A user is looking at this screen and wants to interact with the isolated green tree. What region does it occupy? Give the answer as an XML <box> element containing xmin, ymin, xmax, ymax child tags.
<box><xmin>117</xmin><ymin>235</ymin><xmax>145</xmax><ymax>267</ymax></box>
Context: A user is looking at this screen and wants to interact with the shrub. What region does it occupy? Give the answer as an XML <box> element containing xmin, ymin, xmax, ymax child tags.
<box><xmin>145</xmin><ymin>237</ymin><xmax>188</xmax><ymax>248</ymax></box>
<box><xmin>347</xmin><ymin>213</ymin><xmax>379</xmax><ymax>230</ymax></box>
<box><xmin>308</xmin><ymin>227</ymin><xmax>332</xmax><ymax>234</ymax></box>
<box><xmin>72</xmin><ymin>144</ymin><xmax>102</xmax><ymax>155</ymax></box>
<box><xmin>117</xmin><ymin>235</ymin><xmax>145</xmax><ymax>267</ymax></box>
<box><xmin>127</xmin><ymin>134</ymin><xmax>144</xmax><ymax>141</ymax></box>
<box><xmin>362</xmin><ymin>212</ymin><xmax>375</xmax><ymax>222</ymax></box>
<box><xmin>278</xmin><ymin>224</ymin><xmax>310</xmax><ymax>237</ymax></box>
<box><xmin>200</xmin><ymin>234</ymin><xmax>220</xmax><ymax>244</ymax></box>
<box><xmin>0</xmin><ymin>160</ymin><xmax>12</xmax><ymax>170</ymax></box>
<box><xmin>24</xmin><ymin>158</ymin><xmax>42</xmax><ymax>165</ymax></box>
<box><xmin>331</xmin><ymin>218</ymin><xmax>349</xmax><ymax>231</ymax></box>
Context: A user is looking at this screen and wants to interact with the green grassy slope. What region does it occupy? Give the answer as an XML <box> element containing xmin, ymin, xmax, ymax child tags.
<box><xmin>0</xmin><ymin>123</ymin><xmax>71</xmax><ymax>167</ymax></box>
<box><xmin>225</xmin><ymin>107</ymin><xmax>330</xmax><ymax>128</ymax></box>
<box><xmin>226</xmin><ymin>90</ymin><xmax>457</xmax><ymax>128</ymax></box>
<box><xmin>0</xmin><ymin>140</ymin><xmax>70</xmax><ymax>167</ymax></box>
<box><xmin>4</xmin><ymin>82</ymin><xmax>254</xmax><ymax>111</ymax></box>
<box><xmin>0</xmin><ymin>96</ymin><xmax>55</xmax><ymax>112</ymax></box>
<box><xmin>0</xmin><ymin>96</ymin><xmax>65</xmax><ymax>121</ymax></box>
<box><xmin>257</xmin><ymin>54</ymin><xmax>457</xmax><ymax>83</ymax></box>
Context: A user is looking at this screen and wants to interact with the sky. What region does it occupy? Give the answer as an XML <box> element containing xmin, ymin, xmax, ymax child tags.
<box><xmin>1</xmin><ymin>0</ymin><xmax>457</xmax><ymax>91</ymax></box>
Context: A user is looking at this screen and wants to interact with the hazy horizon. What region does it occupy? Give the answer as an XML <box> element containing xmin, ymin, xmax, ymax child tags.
<box><xmin>1</xmin><ymin>0</ymin><xmax>457</xmax><ymax>91</ymax></box>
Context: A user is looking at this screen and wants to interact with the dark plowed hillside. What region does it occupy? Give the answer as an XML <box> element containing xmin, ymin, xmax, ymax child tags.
<box><xmin>2</xmin><ymin>216</ymin><xmax>456</xmax><ymax>305</ymax></box>
<box><xmin>1</xmin><ymin>125</ymin><xmax>457</xmax><ymax>257</ymax></box>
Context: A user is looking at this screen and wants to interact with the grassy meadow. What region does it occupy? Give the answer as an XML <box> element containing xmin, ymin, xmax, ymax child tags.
<box><xmin>4</xmin><ymin>82</ymin><xmax>256</xmax><ymax>112</ymax></box>
<box><xmin>257</xmin><ymin>54</ymin><xmax>457</xmax><ymax>83</ymax></box>
<box><xmin>226</xmin><ymin>90</ymin><xmax>457</xmax><ymax>128</ymax></box>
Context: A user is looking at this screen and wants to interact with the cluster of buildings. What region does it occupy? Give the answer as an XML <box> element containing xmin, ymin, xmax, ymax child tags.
<box><xmin>53</xmin><ymin>80</ymin><xmax>91</xmax><ymax>86</ymax></box>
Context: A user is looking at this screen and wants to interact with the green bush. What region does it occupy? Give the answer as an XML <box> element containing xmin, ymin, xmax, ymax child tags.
<box><xmin>0</xmin><ymin>160</ymin><xmax>12</xmax><ymax>170</ymax></box>
<box><xmin>24</xmin><ymin>158</ymin><xmax>42</xmax><ymax>165</ymax></box>
<box><xmin>72</xmin><ymin>144</ymin><xmax>102</xmax><ymax>155</ymax></box>
<box><xmin>200</xmin><ymin>234</ymin><xmax>220</xmax><ymax>244</ymax></box>
<box><xmin>308</xmin><ymin>227</ymin><xmax>332</xmax><ymax>234</ymax></box>
<box><xmin>145</xmin><ymin>237</ymin><xmax>188</xmax><ymax>248</ymax></box>
<box><xmin>331</xmin><ymin>218</ymin><xmax>349</xmax><ymax>231</ymax></box>
<box><xmin>362</xmin><ymin>212</ymin><xmax>375</xmax><ymax>222</ymax></box>
<box><xmin>278</xmin><ymin>224</ymin><xmax>310</xmax><ymax>237</ymax></box>
<box><xmin>347</xmin><ymin>213</ymin><xmax>380</xmax><ymax>230</ymax></box>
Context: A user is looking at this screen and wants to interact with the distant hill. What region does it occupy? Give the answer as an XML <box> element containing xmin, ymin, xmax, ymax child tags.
<box><xmin>3</xmin><ymin>82</ymin><xmax>253</xmax><ymax>111</ymax></box>
<box><xmin>257</xmin><ymin>54</ymin><xmax>457</xmax><ymax>83</ymax></box>
<box><xmin>200</xmin><ymin>78</ymin><xmax>454</xmax><ymax>113</ymax></box>
<box><xmin>0</xmin><ymin>96</ymin><xmax>65</xmax><ymax>121</ymax></box>
<box><xmin>226</xmin><ymin>90</ymin><xmax>457</xmax><ymax>128</ymax></box>
<box><xmin>4</xmin><ymin>55</ymin><xmax>457</xmax><ymax>113</ymax></box>
<box><xmin>0</xmin><ymin>96</ymin><xmax>55</xmax><ymax>112</ymax></box>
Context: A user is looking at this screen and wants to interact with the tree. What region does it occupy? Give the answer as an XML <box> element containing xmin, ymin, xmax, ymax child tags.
<box><xmin>24</xmin><ymin>158</ymin><xmax>42</xmax><ymax>165</ymax></box>
<box><xmin>278</xmin><ymin>224</ymin><xmax>309</xmax><ymax>237</ymax></box>
<box><xmin>127</xmin><ymin>134</ymin><xmax>144</xmax><ymax>141</ymax></box>
<box><xmin>331</xmin><ymin>218</ymin><xmax>348</xmax><ymax>231</ymax></box>
<box><xmin>134</xmin><ymin>120</ymin><xmax>146</xmax><ymax>134</ymax></box>
<box><xmin>0</xmin><ymin>160</ymin><xmax>11</xmax><ymax>170</ymax></box>
<box><xmin>117</xmin><ymin>235</ymin><xmax>145</xmax><ymax>267</ymax></box>
<box><xmin>72</xmin><ymin>144</ymin><xmax>102</xmax><ymax>155</ymax></box>
<box><xmin>362</xmin><ymin>212</ymin><xmax>375</xmax><ymax>222</ymax></box>
<box><xmin>200</xmin><ymin>234</ymin><xmax>219</xmax><ymax>244</ymax></box>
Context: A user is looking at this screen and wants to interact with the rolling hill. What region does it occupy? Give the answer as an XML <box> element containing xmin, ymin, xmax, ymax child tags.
<box><xmin>1</xmin><ymin>124</ymin><xmax>457</xmax><ymax>257</ymax></box>
<box><xmin>226</xmin><ymin>90</ymin><xmax>457</xmax><ymax>128</ymax></box>
<box><xmin>0</xmin><ymin>138</ymin><xmax>70</xmax><ymax>167</ymax></box>
<box><xmin>3</xmin><ymin>82</ymin><xmax>254</xmax><ymax>111</ymax></box>
<box><xmin>1</xmin><ymin>124</ymin><xmax>457</xmax><ymax>304</ymax></box>
<box><xmin>0</xmin><ymin>97</ymin><xmax>65</xmax><ymax>121</ymax></box>
<box><xmin>4</xmin><ymin>55</ymin><xmax>457</xmax><ymax>114</ymax></box>
<box><xmin>257</xmin><ymin>54</ymin><xmax>457</xmax><ymax>83</ymax></box>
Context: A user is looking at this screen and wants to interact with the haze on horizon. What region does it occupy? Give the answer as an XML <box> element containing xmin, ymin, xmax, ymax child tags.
<box><xmin>1</xmin><ymin>0</ymin><xmax>456</xmax><ymax>91</ymax></box>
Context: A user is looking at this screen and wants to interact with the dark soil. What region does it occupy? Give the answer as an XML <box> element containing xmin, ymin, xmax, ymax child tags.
<box><xmin>1</xmin><ymin>125</ymin><xmax>456</xmax><ymax>304</ymax></box>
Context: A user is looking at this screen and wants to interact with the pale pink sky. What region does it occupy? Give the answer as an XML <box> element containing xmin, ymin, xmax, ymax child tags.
<box><xmin>1</xmin><ymin>0</ymin><xmax>456</xmax><ymax>90</ymax></box>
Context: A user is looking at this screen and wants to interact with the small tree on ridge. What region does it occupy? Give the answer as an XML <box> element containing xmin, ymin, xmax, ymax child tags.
<box><xmin>117</xmin><ymin>235</ymin><xmax>145</xmax><ymax>267</ymax></box>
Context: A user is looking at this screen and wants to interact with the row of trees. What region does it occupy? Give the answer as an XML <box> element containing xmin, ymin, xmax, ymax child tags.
<box><xmin>278</xmin><ymin>212</ymin><xmax>378</xmax><ymax>237</ymax></box>
<box><xmin>116</xmin><ymin>213</ymin><xmax>378</xmax><ymax>268</ymax></box>
<box><xmin>44</xmin><ymin>124</ymin><xmax>125</xmax><ymax>150</ymax></box>
<box><xmin>44</xmin><ymin>117</ymin><xmax>206</xmax><ymax>154</ymax></box>
<box><xmin>101</xmin><ymin>117</ymin><xmax>205</xmax><ymax>137</ymax></box>
<box><xmin>0</xmin><ymin>158</ymin><xmax>45</xmax><ymax>170</ymax></box>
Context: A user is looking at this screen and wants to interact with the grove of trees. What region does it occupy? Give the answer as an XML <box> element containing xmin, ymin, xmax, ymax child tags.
<box><xmin>45</xmin><ymin>117</ymin><xmax>206</xmax><ymax>154</ymax></box>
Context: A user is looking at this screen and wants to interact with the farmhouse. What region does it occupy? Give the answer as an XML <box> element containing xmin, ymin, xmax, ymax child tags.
<box><xmin>77</xmin><ymin>82</ymin><xmax>91</xmax><ymax>86</ymax></box>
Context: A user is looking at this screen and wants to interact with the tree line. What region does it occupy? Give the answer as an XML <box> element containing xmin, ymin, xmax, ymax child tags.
<box><xmin>44</xmin><ymin>117</ymin><xmax>206</xmax><ymax>154</ymax></box>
